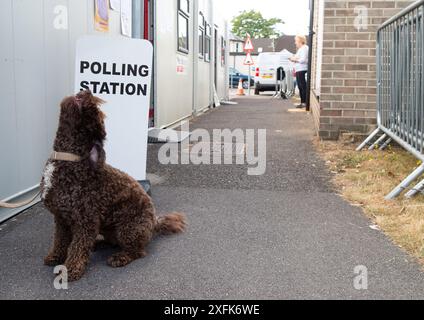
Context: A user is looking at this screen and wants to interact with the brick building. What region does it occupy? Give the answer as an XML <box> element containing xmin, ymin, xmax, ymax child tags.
<box><xmin>310</xmin><ymin>0</ymin><xmax>415</xmax><ymax>140</ymax></box>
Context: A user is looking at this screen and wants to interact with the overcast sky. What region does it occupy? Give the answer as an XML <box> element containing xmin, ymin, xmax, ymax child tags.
<box><xmin>215</xmin><ymin>0</ymin><xmax>310</xmax><ymax>36</ymax></box>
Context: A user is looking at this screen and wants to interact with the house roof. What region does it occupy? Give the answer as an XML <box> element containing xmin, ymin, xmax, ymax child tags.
<box><xmin>275</xmin><ymin>36</ymin><xmax>299</xmax><ymax>53</ymax></box>
<box><xmin>229</xmin><ymin>32</ymin><xmax>244</xmax><ymax>42</ymax></box>
<box><xmin>252</xmin><ymin>35</ymin><xmax>299</xmax><ymax>54</ymax></box>
<box><xmin>229</xmin><ymin>34</ymin><xmax>308</xmax><ymax>55</ymax></box>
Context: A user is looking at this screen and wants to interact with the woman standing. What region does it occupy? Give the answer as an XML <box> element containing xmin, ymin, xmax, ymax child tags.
<box><xmin>289</xmin><ymin>35</ymin><xmax>309</xmax><ymax>109</ymax></box>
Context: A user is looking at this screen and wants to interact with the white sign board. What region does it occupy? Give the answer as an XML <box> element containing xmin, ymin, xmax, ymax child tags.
<box><xmin>75</xmin><ymin>36</ymin><xmax>153</xmax><ymax>181</ymax></box>
<box><xmin>279</xmin><ymin>49</ymin><xmax>295</xmax><ymax>71</ymax></box>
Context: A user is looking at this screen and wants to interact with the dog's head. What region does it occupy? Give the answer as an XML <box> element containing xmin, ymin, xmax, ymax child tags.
<box><xmin>55</xmin><ymin>90</ymin><xmax>107</xmax><ymax>166</ymax></box>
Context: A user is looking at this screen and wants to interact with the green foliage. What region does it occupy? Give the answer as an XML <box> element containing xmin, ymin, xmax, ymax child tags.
<box><xmin>231</xmin><ymin>10</ymin><xmax>284</xmax><ymax>39</ymax></box>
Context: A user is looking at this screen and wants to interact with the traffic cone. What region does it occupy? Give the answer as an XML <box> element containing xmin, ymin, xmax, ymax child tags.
<box><xmin>236</xmin><ymin>79</ymin><xmax>245</xmax><ymax>96</ymax></box>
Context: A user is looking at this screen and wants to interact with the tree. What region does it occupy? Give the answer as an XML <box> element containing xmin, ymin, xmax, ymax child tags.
<box><xmin>231</xmin><ymin>10</ymin><xmax>284</xmax><ymax>39</ymax></box>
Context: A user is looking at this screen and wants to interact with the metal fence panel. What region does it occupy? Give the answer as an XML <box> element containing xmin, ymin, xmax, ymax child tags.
<box><xmin>378</xmin><ymin>3</ymin><xmax>424</xmax><ymax>154</ymax></box>
<box><xmin>358</xmin><ymin>0</ymin><xmax>424</xmax><ymax>199</ymax></box>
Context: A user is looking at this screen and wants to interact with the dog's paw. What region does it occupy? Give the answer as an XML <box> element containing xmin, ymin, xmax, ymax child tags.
<box><xmin>66</xmin><ymin>268</ymin><xmax>85</xmax><ymax>282</ymax></box>
<box><xmin>44</xmin><ymin>255</ymin><xmax>65</xmax><ymax>267</ymax></box>
<box><xmin>107</xmin><ymin>251</ymin><xmax>146</xmax><ymax>268</ymax></box>
<box><xmin>107</xmin><ymin>253</ymin><xmax>132</xmax><ymax>268</ymax></box>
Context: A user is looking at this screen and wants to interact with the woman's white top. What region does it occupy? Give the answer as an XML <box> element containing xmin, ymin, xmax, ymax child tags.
<box><xmin>295</xmin><ymin>45</ymin><xmax>309</xmax><ymax>72</ymax></box>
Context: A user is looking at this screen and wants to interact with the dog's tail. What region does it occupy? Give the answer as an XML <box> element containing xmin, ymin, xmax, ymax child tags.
<box><xmin>154</xmin><ymin>213</ymin><xmax>187</xmax><ymax>236</ymax></box>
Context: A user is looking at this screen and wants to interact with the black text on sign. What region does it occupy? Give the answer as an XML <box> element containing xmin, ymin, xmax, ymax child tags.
<box><xmin>78</xmin><ymin>61</ymin><xmax>150</xmax><ymax>96</ymax></box>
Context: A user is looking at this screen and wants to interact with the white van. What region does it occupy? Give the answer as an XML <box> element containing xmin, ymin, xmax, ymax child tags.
<box><xmin>254</xmin><ymin>51</ymin><xmax>294</xmax><ymax>95</ymax></box>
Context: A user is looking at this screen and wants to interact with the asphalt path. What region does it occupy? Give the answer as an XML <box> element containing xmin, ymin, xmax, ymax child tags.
<box><xmin>1</xmin><ymin>95</ymin><xmax>423</xmax><ymax>299</ymax></box>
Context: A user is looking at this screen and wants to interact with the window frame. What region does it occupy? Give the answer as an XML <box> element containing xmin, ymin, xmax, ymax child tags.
<box><xmin>178</xmin><ymin>0</ymin><xmax>190</xmax><ymax>15</ymax></box>
<box><xmin>221</xmin><ymin>36</ymin><xmax>227</xmax><ymax>66</ymax></box>
<box><xmin>204</xmin><ymin>22</ymin><xmax>211</xmax><ymax>62</ymax></box>
<box><xmin>177</xmin><ymin>0</ymin><xmax>190</xmax><ymax>54</ymax></box>
<box><xmin>198</xmin><ymin>12</ymin><xmax>205</xmax><ymax>59</ymax></box>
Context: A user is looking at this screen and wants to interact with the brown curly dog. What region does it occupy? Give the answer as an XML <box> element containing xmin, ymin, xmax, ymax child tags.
<box><xmin>41</xmin><ymin>90</ymin><xmax>186</xmax><ymax>282</ymax></box>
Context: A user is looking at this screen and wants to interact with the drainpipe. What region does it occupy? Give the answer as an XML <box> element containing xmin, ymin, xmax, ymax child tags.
<box><xmin>306</xmin><ymin>0</ymin><xmax>315</xmax><ymax>112</ymax></box>
<box><xmin>192</xmin><ymin>0</ymin><xmax>199</xmax><ymax>115</ymax></box>
<box><xmin>132</xmin><ymin>0</ymin><xmax>142</xmax><ymax>39</ymax></box>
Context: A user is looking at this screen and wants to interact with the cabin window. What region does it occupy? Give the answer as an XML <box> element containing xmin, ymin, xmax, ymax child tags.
<box><xmin>221</xmin><ymin>37</ymin><xmax>226</xmax><ymax>66</ymax></box>
<box><xmin>198</xmin><ymin>12</ymin><xmax>205</xmax><ymax>58</ymax></box>
<box><xmin>204</xmin><ymin>23</ymin><xmax>211</xmax><ymax>62</ymax></box>
<box><xmin>178</xmin><ymin>0</ymin><xmax>190</xmax><ymax>53</ymax></box>
<box><xmin>179</xmin><ymin>0</ymin><xmax>189</xmax><ymax>15</ymax></box>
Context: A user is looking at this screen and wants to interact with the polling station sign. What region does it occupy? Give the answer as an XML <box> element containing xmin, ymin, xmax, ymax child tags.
<box><xmin>75</xmin><ymin>36</ymin><xmax>153</xmax><ymax>181</ymax></box>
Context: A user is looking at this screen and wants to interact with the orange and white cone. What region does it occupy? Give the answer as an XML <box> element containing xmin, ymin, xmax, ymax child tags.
<box><xmin>236</xmin><ymin>79</ymin><xmax>246</xmax><ymax>96</ymax></box>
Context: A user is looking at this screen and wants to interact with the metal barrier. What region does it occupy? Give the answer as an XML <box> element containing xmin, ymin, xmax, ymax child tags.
<box><xmin>357</xmin><ymin>0</ymin><xmax>424</xmax><ymax>199</ymax></box>
<box><xmin>272</xmin><ymin>67</ymin><xmax>295</xmax><ymax>100</ymax></box>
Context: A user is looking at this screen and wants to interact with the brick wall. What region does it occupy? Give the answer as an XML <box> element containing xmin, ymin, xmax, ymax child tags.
<box><xmin>312</xmin><ymin>0</ymin><xmax>414</xmax><ymax>140</ymax></box>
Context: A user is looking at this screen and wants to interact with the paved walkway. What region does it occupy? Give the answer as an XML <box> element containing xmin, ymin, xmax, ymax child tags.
<box><xmin>1</xmin><ymin>95</ymin><xmax>424</xmax><ymax>299</ymax></box>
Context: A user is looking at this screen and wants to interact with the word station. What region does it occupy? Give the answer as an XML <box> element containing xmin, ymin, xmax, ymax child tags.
<box><xmin>78</xmin><ymin>61</ymin><xmax>150</xmax><ymax>96</ymax></box>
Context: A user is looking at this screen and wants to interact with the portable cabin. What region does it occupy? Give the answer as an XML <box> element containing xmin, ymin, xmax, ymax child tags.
<box><xmin>0</xmin><ymin>0</ymin><xmax>229</xmax><ymax>223</ymax></box>
<box><xmin>152</xmin><ymin>0</ymin><xmax>229</xmax><ymax>128</ymax></box>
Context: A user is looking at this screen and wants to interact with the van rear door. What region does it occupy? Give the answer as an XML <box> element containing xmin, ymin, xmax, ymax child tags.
<box><xmin>256</xmin><ymin>54</ymin><xmax>279</xmax><ymax>84</ymax></box>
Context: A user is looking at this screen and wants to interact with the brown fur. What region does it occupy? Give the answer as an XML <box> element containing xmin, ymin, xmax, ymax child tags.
<box><xmin>41</xmin><ymin>91</ymin><xmax>186</xmax><ymax>282</ymax></box>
